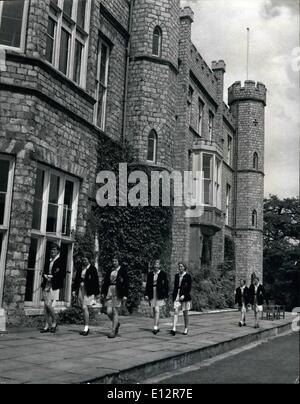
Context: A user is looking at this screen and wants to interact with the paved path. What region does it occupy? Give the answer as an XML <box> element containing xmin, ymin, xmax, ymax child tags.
<box><xmin>0</xmin><ymin>311</ymin><xmax>293</xmax><ymax>384</ymax></box>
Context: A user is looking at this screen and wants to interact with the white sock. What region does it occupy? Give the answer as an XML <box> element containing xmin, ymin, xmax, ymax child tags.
<box><xmin>173</xmin><ymin>314</ymin><xmax>178</xmax><ymax>331</ymax></box>
<box><xmin>184</xmin><ymin>328</ymin><xmax>188</xmax><ymax>333</ymax></box>
<box><xmin>154</xmin><ymin>325</ymin><xmax>158</xmax><ymax>330</ymax></box>
<box><xmin>84</xmin><ymin>325</ymin><xmax>89</xmax><ymax>332</ymax></box>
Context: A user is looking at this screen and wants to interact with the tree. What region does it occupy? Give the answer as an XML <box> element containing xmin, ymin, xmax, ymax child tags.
<box><xmin>263</xmin><ymin>195</ymin><xmax>300</xmax><ymax>310</ymax></box>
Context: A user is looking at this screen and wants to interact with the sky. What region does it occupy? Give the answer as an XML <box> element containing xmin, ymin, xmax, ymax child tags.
<box><xmin>181</xmin><ymin>0</ymin><xmax>300</xmax><ymax>199</ymax></box>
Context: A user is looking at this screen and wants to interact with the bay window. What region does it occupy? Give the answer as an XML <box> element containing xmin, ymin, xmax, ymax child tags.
<box><xmin>214</xmin><ymin>158</ymin><xmax>221</xmax><ymax>209</ymax></box>
<box><xmin>45</xmin><ymin>0</ymin><xmax>91</xmax><ymax>87</ymax></box>
<box><xmin>25</xmin><ymin>166</ymin><xmax>79</xmax><ymax>308</ymax></box>
<box><xmin>0</xmin><ymin>155</ymin><xmax>14</xmax><ymax>304</ymax></box>
<box><xmin>192</xmin><ymin>152</ymin><xmax>222</xmax><ymax>208</ymax></box>
<box><xmin>0</xmin><ymin>0</ymin><xmax>29</xmax><ymax>50</ymax></box>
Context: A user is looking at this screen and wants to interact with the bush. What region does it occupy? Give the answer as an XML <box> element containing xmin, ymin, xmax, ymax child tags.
<box><xmin>191</xmin><ymin>237</ymin><xmax>235</xmax><ymax>311</ymax></box>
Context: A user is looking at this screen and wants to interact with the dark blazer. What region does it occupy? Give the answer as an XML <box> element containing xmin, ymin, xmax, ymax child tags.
<box><xmin>101</xmin><ymin>266</ymin><xmax>129</xmax><ymax>299</ymax></box>
<box><xmin>172</xmin><ymin>273</ymin><xmax>192</xmax><ymax>302</ymax></box>
<box><xmin>73</xmin><ymin>265</ymin><xmax>100</xmax><ymax>297</ymax></box>
<box><xmin>41</xmin><ymin>257</ymin><xmax>65</xmax><ymax>291</ymax></box>
<box><xmin>145</xmin><ymin>270</ymin><xmax>169</xmax><ymax>300</ymax></box>
<box><xmin>235</xmin><ymin>286</ymin><xmax>249</xmax><ymax>306</ymax></box>
<box><xmin>248</xmin><ymin>284</ymin><xmax>266</xmax><ymax>306</ymax></box>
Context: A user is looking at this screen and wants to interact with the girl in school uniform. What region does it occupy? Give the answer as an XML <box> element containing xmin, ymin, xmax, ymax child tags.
<box><xmin>145</xmin><ymin>259</ymin><xmax>169</xmax><ymax>335</ymax></box>
<box><xmin>72</xmin><ymin>252</ymin><xmax>100</xmax><ymax>336</ymax></box>
<box><xmin>170</xmin><ymin>262</ymin><xmax>192</xmax><ymax>336</ymax></box>
<box><xmin>248</xmin><ymin>276</ymin><xmax>266</xmax><ymax>328</ymax></box>
<box><xmin>234</xmin><ymin>279</ymin><xmax>249</xmax><ymax>327</ymax></box>
<box><xmin>101</xmin><ymin>257</ymin><xmax>129</xmax><ymax>338</ymax></box>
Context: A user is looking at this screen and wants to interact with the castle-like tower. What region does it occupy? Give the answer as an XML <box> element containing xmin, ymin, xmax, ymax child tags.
<box><xmin>126</xmin><ymin>0</ymin><xmax>181</xmax><ymax>170</ymax></box>
<box><xmin>228</xmin><ymin>81</ymin><xmax>267</xmax><ymax>284</ymax></box>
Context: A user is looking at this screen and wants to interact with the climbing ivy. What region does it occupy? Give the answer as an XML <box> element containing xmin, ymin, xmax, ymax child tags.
<box><xmin>75</xmin><ymin>136</ymin><xmax>173</xmax><ymax>312</ymax></box>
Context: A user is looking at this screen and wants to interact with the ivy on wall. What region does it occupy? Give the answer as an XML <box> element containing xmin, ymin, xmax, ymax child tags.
<box><xmin>75</xmin><ymin>136</ymin><xmax>173</xmax><ymax>312</ymax></box>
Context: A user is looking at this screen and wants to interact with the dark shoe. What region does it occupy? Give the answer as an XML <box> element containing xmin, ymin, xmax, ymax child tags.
<box><xmin>170</xmin><ymin>330</ymin><xmax>176</xmax><ymax>336</ymax></box>
<box><xmin>50</xmin><ymin>324</ymin><xmax>58</xmax><ymax>333</ymax></box>
<box><xmin>243</xmin><ymin>322</ymin><xmax>247</xmax><ymax>327</ymax></box>
<box><xmin>79</xmin><ymin>329</ymin><xmax>90</xmax><ymax>336</ymax></box>
<box><xmin>108</xmin><ymin>331</ymin><xmax>116</xmax><ymax>339</ymax></box>
<box><xmin>238</xmin><ymin>322</ymin><xmax>243</xmax><ymax>327</ymax></box>
<box><xmin>40</xmin><ymin>328</ymin><xmax>50</xmax><ymax>333</ymax></box>
<box><xmin>115</xmin><ymin>322</ymin><xmax>120</xmax><ymax>335</ymax></box>
<box><xmin>152</xmin><ymin>329</ymin><xmax>160</xmax><ymax>335</ymax></box>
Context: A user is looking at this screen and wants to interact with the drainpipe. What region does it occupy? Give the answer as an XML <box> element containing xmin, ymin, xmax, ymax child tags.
<box><xmin>121</xmin><ymin>0</ymin><xmax>135</xmax><ymax>153</ymax></box>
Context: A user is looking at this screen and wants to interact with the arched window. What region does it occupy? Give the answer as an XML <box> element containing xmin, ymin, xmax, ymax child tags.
<box><xmin>252</xmin><ymin>210</ymin><xmax>257</xmax><ymax>228</ymax></box>
<box><xmin>152</xmin><ymin>26</ymin><xmax>162</xmax><ymax>57</ymax></box>
<box><xmin>147</xmin><ymin>130</ymin><xmax>158</xmax><ymax>163</ymax></box>
<box><xmin>253</xmin><ymin>152</ymin><xmax>258</xmax><ymax>170</ymax></box>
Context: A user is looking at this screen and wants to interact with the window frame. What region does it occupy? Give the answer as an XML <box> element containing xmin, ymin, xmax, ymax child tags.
<box><xmin>252</xmin><ymin>209</ymin><xmax>258</xmax><ymax>228</ymax></box>
<box><xmin>45</xmin><ymin>0</ymin><xmax>91</xmax><ymax>88</ymax></box>
<box><xmin>226</xmin><ymin>184</ymin><xmax>231</xmax><ymax>226</ymax></box>
<box><xmin>192</xmin><ymin>152</ymin><xmax>222</xmax><ymax>208</ymax></box>
<box><xmin>147</xmin><ymin>130</ymin><xmax>158</xmax><ymax>163</ymax></box>
<box><xmin>227</xmin><ymin>134</ymin><xmax>233</xmax><ymax>166</ymax></box>
<box><xmin>0</xmin><ymin>154</ymin><xmax>15</xmax><ymax>305</ymax></box>
<box><xmin>188</xmin><ymin>86</ymin><xmax>194</xmax><ymax>125</ymax></box>
<box><xmin>94</xmin><ymin>36</ymin><xmax>110</xmax><ymax>131</ymax></box>
<box><xmin>25</xmin><ymin>164</ymin><xmax>79</xmax><ymax>308</ymax></box>
<box><xmin>152</xmin><ymin>26</ymin><xmax>162</xmax><ymax>57</ymax></box>
<box><xmin>253</xmin><ymin>152</ymin><xmax>258</xmax><ymax>170</ymax></box>
<box><xmin>0</xmin><ymin>0</ymin><xmax>29</xmax><ymax>51</ymax></box>
<box><xmin>208</xmin><ymin>111</ymin><xmax>214</xmax><ymax>141</ymax></box>
<box><xmin>197</xmin><ymin>98</ymin><xmax>204</xmax><ymax>136</ymax></box>
<box><xmin>214</xmin><ymin>157</ymin><xmax>221</xmax><ymax>210</ymax></box>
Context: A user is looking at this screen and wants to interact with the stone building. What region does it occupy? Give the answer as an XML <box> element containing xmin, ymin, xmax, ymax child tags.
<box><xmin>0</xmin><ymin>0</ymin><xmax>266</xmax><ymax>329</ymax></box>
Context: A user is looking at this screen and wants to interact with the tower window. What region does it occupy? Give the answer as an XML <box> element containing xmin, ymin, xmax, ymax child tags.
<box><xmin>252</xmin><ymin>210</ymin><xmax>257</xmax><ymax>228</ymax></box>
<box><xmin>253</xmin><ymin>152</ymin><xmax>258</xmax><ymax>170</ymax></box>
<box><xmin>152</xmin><ymin>26</ymin><xmax>162</xmax><ymax>57</ymax></box>
<box><xmin>147</xmin><ymin>130</ymin><xmax>158</xmax><ymax>163</ymax></box>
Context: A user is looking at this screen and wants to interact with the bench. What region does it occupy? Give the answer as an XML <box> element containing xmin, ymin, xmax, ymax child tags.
<box><xmin>262</xmin><ymin>304</ymin><xmax>285</xmax><ymax>320</ymax></box>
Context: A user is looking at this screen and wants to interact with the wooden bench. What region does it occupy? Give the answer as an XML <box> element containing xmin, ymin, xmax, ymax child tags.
<box><xmin>263</xmin><ymin>304</ymin><xmax>285</xmax><ymax>320</ymax></box>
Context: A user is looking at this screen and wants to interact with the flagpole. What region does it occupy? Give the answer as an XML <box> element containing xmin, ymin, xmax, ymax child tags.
<box><xmin>247</xmin><ymin>27</ymin><xmax>250</xmax><ymax>80</ymax></box>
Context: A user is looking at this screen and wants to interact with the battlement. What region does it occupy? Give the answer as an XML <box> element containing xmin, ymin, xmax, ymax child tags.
<box><xmin>180</xmin><ymin>6</ymin><xmax>194</xmax><ymax>22</ymax></box>
<box><xmin>211</xmin><ymin>60</ymin><xmax>226</xmax><ymax>73</ymax></box>
<box><xmin>228</xmin><ymin>81</ymin><xmax>267</xmax><ymax>106</ymax></box>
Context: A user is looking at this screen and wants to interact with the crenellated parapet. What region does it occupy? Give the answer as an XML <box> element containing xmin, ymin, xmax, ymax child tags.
<box><xmin>211</xmin><ymin>60</ymin><xmax>226</xmax><ymax>73</ymax></box>
<box><xmin>228</xmin><ymin>80</ymin><xmax>267</xmax><ymax>106</ymax></box>
<box><xmin>180</xmin><ymin>6</ymin><xmax>194</xmax><ymax>22</ymax></box>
